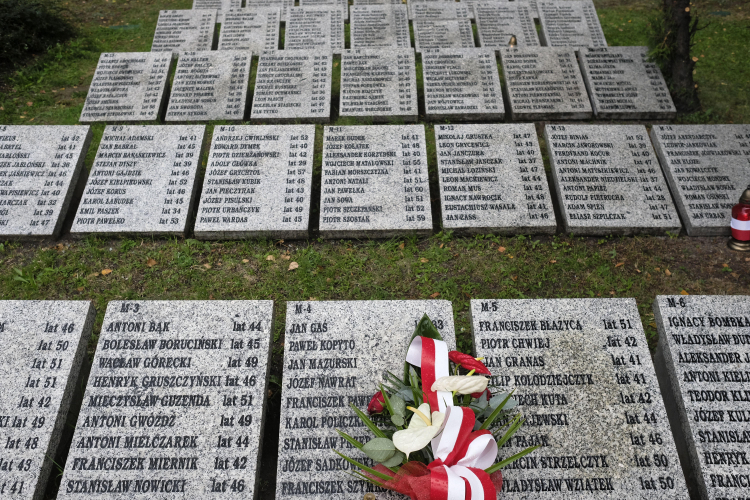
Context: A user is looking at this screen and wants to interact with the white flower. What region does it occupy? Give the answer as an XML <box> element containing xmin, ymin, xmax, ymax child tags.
<box><xmin>392</xmin><ymin>404</ymin><xmax>445</xmax><ymax>458</ymax></box>
<box><xmin>431</xmin><ymin>375</ymin><xmax>488</xmax><ymax>395</ymax></box>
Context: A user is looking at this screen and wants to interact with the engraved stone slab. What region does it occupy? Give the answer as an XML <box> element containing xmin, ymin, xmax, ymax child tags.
<box><xmin>80</xmin><ymin>53</ymin><xmax>172</xmax><ymax>123</ymax></box>
<box><xmin>501</xmin><ymin>47</ymin><xmax>592</xmax><ymax>120</ymax></box>
<box><xmin>251</xmin><ymin>51</ymin><xmax>332</xmax><ymax>122</ymax></box>
<box><xmin>653</xmin><ymin>295</ymin><xmax>750</xmax><ymax>500</ymax></box>
<box><xmin>579</xmin><ymin>47</ymin><xmax>676</xmax><ymax>119</ymax></box>
<box><xmin>284</xmin><ymin>7</ymin><xmax>345</xmax><ymax>53</ymax></box>
<box><xmin>435</xmin><ymin>123</ymin><xmax>556</xmax><ymax>233</ymax></box>
<box><xmin>57</xmin><ymin>300</ymin><xmax>273</xmax><ymax>500</ymax></box>
<box><xmin>193</xmin><ymin>124</ymin><xmax>315</xmax><ymax>239</ymax></box>
<box><xmin>165</xmin><ymin>50</ymin><xmax>251</xmax><ymax>121</ymax></box>
<box><xmin>217</xmin><ymin>8</ymin><xmax>280</xmax><ymax>52</ymax></box>
<box><xmin>545</xmin><ymin>124</ymin><xmax>681</xmax><ymax>235</ymax></box>
<box><xmin>0</xmin><ymin>125</ymin><xmax>92</xmax><ymax>239</ymax></box>
<box><xmin>70</xmin><ymin>125</ymin><xmax>205</xmax><ymax>237</ymax></box>
<box><xmin>0</xmin><ymin>301</ymin><xmax>94</xmax><ymax>500</ymax></box>
<box><xmin>276</xmin><ymin>300</ymin><xmax>456</xmax><ymax>500</ymax></box>
<box><xmin>151</xmin><ymin>10</ymin><xmax>216</xmax><ymax>57</ymax></box>
<box><xmin>649</xmin><ymin>124</ymin><xmax>750</xmax><ymax>236</ymax></box>
<box><xmin>350</xmin><ymin>5</ymin><xmax>410</xmax><ymax>49</ymax></box>
<box><xmin>472</xmin><ymin>298</ymin><xmax>689</xmax><ymax>499</ymax></box>
<box><xmin>413</xmin><ymin>19</ymin><xmax>475</xmax><ymax>52</ymax></box>
<box><xmin>299</xmin><ymin>0</ymin><xmax>349</xmax><ymax>20</ymax></box>
<box><xmin>421</xmin><ymin>48</ymin><xmax>504</xmax><ymax>120</ymax></box>
<box><xmin>474</xmin><ymin>3</ymin><xmax>540</xmax><ymax>49</ymax></box>
<box><xmin>539</xmin><ymin>0</ymin><xmax>606</xmax><ymax>48</ymax></box>
<box><xmin>409</xmin><ymin>2</ymin><xmax>471</xmax><ymax>21</ymax></box>
<box><xmin>340</xmin><ymin>48</ymin><xmax>417</xmax><ymax>121</ymax></box>
<box><xmin>353</xmin><ymin>0</ymin><xmax>400</xmax><ymax>5</ymax></box>
<box><xmin>192</xmin><ymin>0</ymin><xmax>240</xmax><ymax>23</ymax></box>
<box><xmin>544</xmin><ymin>125</ymin><xmax>682</xmax><ymax>235</ymax></box>
<box><xmin>246</xmin><ymin>0</ymin><xmax>293</xmax><ymax>20</ymax></box>
<box><xmin>320</xmin><ymin>125</ymin><xmax>432</xmax><ymax>238</ymax></box>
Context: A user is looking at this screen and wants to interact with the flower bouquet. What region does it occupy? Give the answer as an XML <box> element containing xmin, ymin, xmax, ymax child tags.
<box><xmin>334</xmin><ymin>315</ymin><xmax>538</xmax><ymax>499</ymax></box>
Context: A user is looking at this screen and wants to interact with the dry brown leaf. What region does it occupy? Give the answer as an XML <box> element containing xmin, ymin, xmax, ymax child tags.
<box><xmin>692</xmin><ymin>56</ymin><xmax>699</xmax><ymax>62</ymax></box>
<box><xmin>498</xmin><ymin>246</ymin><xmax>506</xmax><ymax>253</ymax></box>
<box><xmin>645</xmin><ymin>272</ymin><xmax>651</xmax><ymax>278</ymax></box>
<box><xmin>649</xmin><ymin>322</ymin><xmax>657</xmax><ymax>328</ymax></box>
<box><xmin>732</xmin><ymin>272</ymin><xmax>739</xmax><ymax>278</ymax></box>
<box><xmin>266</xmin><ymin>255</ymin><xmax>275</xmax><ymax>261</ymax></box>
<box><xmin>87</xmin><ymin>272</ymin><xmax>99</xmax><ymax>279</ymax></box>
<box><xmin>665</xmin><ymin>269</ymin><xmax>672</xmax><ymax>277</ymax></box>
<box><xmin>26</xmin><ymin>102</ymin><xmax>33</xmax><ymax>107</ymax></box>
<box><xmin>242</xmin><ymin>259</ymin><xmax>249</xmax><ymax>263</ymax></box>
<box><xmin>511</xmin><ymin>276</ymin><xmax>518</xmax><ymax>282</ymax></box>
<box><xmin>77</xmin><ymin>287</ymin><xmax>84</xmax><ymax>292</ymax></box>
<box><xmin>654</xmin><ymin>267</ymin><xmax>660</xmax><ymax>271</ymax></box>
<box><xmin>281</xmin><ymin>255</ymin><xmax>291</xmax><ymax>260</ymax></box>
<box><xmin>288</xmin><ymin>262</ymin><xmax>299</xmax><ymax>271</ymax></box>
<box><xmin>746</xmin><ymin>257</ymin><xmax>750</xmax><ymax>262</ymax></box>
<box><xmin>326</xmin><ymin>277</ymin><xmax>332</xmax><ymax>282</ymax></box>
<box><xmin>508</xmin><ymin>255</ymin><xmax>514</xmax><ymax>259</ymax></box>
<box><xmin>681</xmin><ymin>290</ymin><xmax>689</xmax><ymax>295</ymax></box>
<box><xmin>635</xmin><ymin>268</ymin><xmax>641</xmax><ymax>273</ymax></box>
<box><xmin>615</xmin><ymin>262</ymin><xmax>624</xmax><ymax>268</ymax></box>
<box><xmin>722</xmin><ymin>263</ymin><xmax>729</xmax><ymax>267</ymax></box>
<box><xmin>146</xmin><ymin>258</ymin><xmax>157</xmax><ymax>267</ymax></box>
<box><xmin>420</xmin><ymin>258</ymin><xmax>429</xmax><ymax>263</ymax></box>
<box><xmin>203</xmin><ymin>263</ymin><xmax>211</xmax><ymax>269</ymax></box>
<box><xmin>309</xmin><ymin>297</ymin><xmax>317</xmax><ymax>301</ymax></box>
<box><xmin>685</xmin><ymin>6</ymin><xmax>689</xmax><ymax>11</ymax></box>
<box><xmin>439</xmin><ymin>243</ymin><xmax>444</xmax><ymax>249</ymax></box>
<box><xmin>429</xmin><ymin>292</ymin><xmax>440</xmax><ymax>298</ymax></box>
<box><xmin>398</xmin><ymin>242</ymin><xmax>405</xmax><ymax>250</ymax></box>
<box><xmin>610</xmin><ymin>291</ymin><xmax>615</xmax><ymax>296</ymax></box>
<box><xmin>101</xmin><ymin>269</ymin><xmax>112</xmax><ymax>276</ymax></box>
<box><xmin>549</xmin><ymin>260</ymin><xmax>557</xmax><ymax>264</ymax></box>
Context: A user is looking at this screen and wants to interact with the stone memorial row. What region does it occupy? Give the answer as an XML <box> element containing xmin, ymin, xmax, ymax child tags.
<box><xmin>538</xmin><ymin>0</ymin><xmax>607</xmax><ymax>48</ymax></box>
<box><xmin>166</xmin><ymin>51</ymin><xmax>251</xmax><ymax>122</ymax></box>
<box><xmin>298</xmin><ymin>0</ymin><xmax>349</xmax><ymax>20</ymax></box>
<box><xmin>413</xmin><ymin>18</ymin><xmax>475</xmax><ymax>52</ymax></box>
<box><xmin>193</xmin><ymin>124</ymin><xmax>315</xmax><ymax>239</ymax></box>
<box><xmin>474</xmin><ymin>3</ymin><xmax>540</xmax><ymax>49</ymax></box>
<box><xmin>435</xmin><ymin>123</ymin><xmax>556</xmax><ymax>233</ymax></box>
<box><xmin>57</xmin><ymin>300</ymin><xmax>273</xmax><ymax>498</ymax></box>
<box><xmin>80</xmin><ymin>53</ymin><xmax>171</xmax><ymax>123</ymax></box>
<box><xmin>653</xmin><ymin>295</ymin><xmax>750</xmax><ymax>500</ymax></box>
<box><xmin>0</xmin><ymin>301</ymin><xmax>95</xmax><ymax>500</ymax></box>
<box><xmin>284</xmin><ymin>6</ymin><xmax>345</xmax><ymax>52</ymax></box>
<box><xmin>246</xmin><ymin>0</ymin><xmax>293</xmax><ymax>20</ymax></box>
<box><xmin>0</xmin><ymin>125</ymin><xmax>92</xmax><ymax>239</ymax></box>
<box><xmin>217</xmin><ymin>8</ymin><xmax>280</xmax><ymax>52</ymax></box>
<box><xmin>276</xmin><ymin>300</ymin><xmax>456</xmax><ymax>499</ymax></box>
<box><xmin>191</xmin><ymin>0</ymin><xmax>239</xmax><ymax>23</ymax></box>
<box><xmin>320</xmin><ymin>125</ymin><xmax>433</xmax><ymax>238</ymax></box>
<box><xmin>409</xmin><ymin>2</ymin><xmax>471</xmax><ymax>21</ymax></box>
<box><xmin>340</xmin><ymin>48</ymin><xmax>417</xmax><ymax>122</ymax></box>
<box><xmin>472</xmin><ymin>298</ymin><xmax>689</xmax><ymax>498</ymax></box>
<box><xmin>70</xmin><ymin>125</ymin><xmax>205</xmax><ymax>237</ymax></box>
<box><xmin>349</xmin><ymin>5</ymin><xmax>410</xmax><ymax>49</ymax></box>
<box><xmin>151</xmin><ymin>10</ymin><xmax>216</xmax><ymax>56</ymax></box>
<box><xmin>650</xmin><ymin>124</ymin><xmax>750</xmax><ymax>236</ymax></box>
<box><xmin>545</xmin><ymin>124</ymin><xmax>681</xmax><ymax>235</ymax></box>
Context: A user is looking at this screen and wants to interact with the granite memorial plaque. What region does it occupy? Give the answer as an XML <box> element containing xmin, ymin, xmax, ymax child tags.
<box><xmin>70</xmin><ymin>125</ymin><xmax>205</xmax><ymax>237</ymax></box>
<box><xmin>421</xmin><ymin>48</ymin><xmax>504</xmax><ymax>120</ymax></box>
<box><xmin>276</xmin><ymin>300</ymin><xmax>456</xmax><ymax>499</ymax></box>
<box><xmin>538</xmin><ymin>0</ymin><xmax>607</xmax><ymax>48</ymax></box>
<box><xmin>353</xmin><ymin>0</ymin><xmax>400</xmax><ymax>5</ymax></box>
<box><xmin>340</xmin><ymin>48</ymin><xmax>417</xmax><ymax>122</ymax></box>
<box><xmin>193</xmin><ymin>124</ymin><xmax>315</xmax><ymax>239</ymax></box>
<box><xmin>80</xmin><ymin>53</ymin><xmax>172</xmax><ymax>123</ymax></box>
<box><xmin>151</xmin><ymin>10</ymin><xmax>216</xmax><ymax>56</ymax></box>
<box><xmin>246</xmin><ymin>0</ymin><xmax>293</xmax><ymax>20</ymax></box>
<box><xmin>409</xmin><ymin>2</ymin><xmax>471</xmax><ymax>21</ymax></box>
<box><xmin>579</xmin><ymin>47</ymin><xmax>676</xmax><ymax>119</ymax></box>
<box><xmin>653</xmin><ymin>295</ymin><xmax>750</xmax><ymax>500</ymax></box>
<box><xmin>165</xmin><ymin>50</ymin><xmax>251</xmax><ymax>121</ymax></box>
<box><xmin>545</xmin><ymin>124</ymin><xmax>681</xmax><ymax>235</ymax></box>
<box><xmin>0</xmin><ymin>125</ymin><xmax>92</xmax><ymax>239</ymax></box>
<box><xmin>0</xmin><ymin>301</ymin><xmax>95</xmax><ymax>500</ymax></box>
<box><xmin>435</xmin><ymin>123</ymin><xmax>556</xmax><ymax>233</ymax></box>
<box><xmin>192</xmin><ymin>0</ymin><xmax>240</xmax><ymax>23</ymax></box>
<box><xmin>649</xmin><ymin>124</ymin><xmax>750</xmax><ymax>236</ymax></box>
<box><xmin>319</xmin><ymin>125</ymin><xmax>432</xmax><ymax>238</ymax></box>
<box><xmin>57</xmin><ymin>300</ymin><xmax>273</xmax><ymax>499</ymax></box>
<box><xmin>284</xmin><ymin>6</ymin><xmax>345</xmax><ymax>53</ymax></box>
<box><xmin>474</xmin><ymin>3</ymin><xmax>540</xmax><ymax>49</ymax></box>
<box><xmin>298</xmin><ymin>0</ymin><xmax>349</xmax><ymax>20</ymax></box>
<box><xmin>349</xmin><ymin>5</ymin><xmax>410</xmax><ymax>49</ymax></box>
<box><xmin>501</xmin><ymin>47</ymin><xmax>592</xmax><ymax>120</ymax></box>
<box><xmin>413</xmin><ymin>19</ymin><xmax>475</xmax><ymax>52</ymax></box>
<box><xmin>251</xmin><ymin>51</ymin><xmax>332</xmax><ymax>122</ymax></box>
<box><xmin>472</xmin><ymin>298</ymin><xmax>689</xmax><ymax>499</ymax></box>
<box><xmin>217</xmin><ymin>8</ymin><xmax>280</xmax><ymax>52</ymax></box>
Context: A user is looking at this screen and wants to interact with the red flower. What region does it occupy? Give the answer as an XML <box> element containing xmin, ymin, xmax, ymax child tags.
<box><xmin>368</xmin><ymin>391</ymin><xmax>386</xmax><ymax>414</ymax></box>
<box><xmin>448</xmin><ymin>351</ymin><xmax>491</xmax><ymax>375</ymax></box>
<box><xmin>471</xmin><ymin>388</ymin><xmax>492</xmax><ymax>400</ymax></box>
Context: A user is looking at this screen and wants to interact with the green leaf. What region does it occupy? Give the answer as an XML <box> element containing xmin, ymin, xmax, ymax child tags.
<box><xmin>409</xmin><ymin>367</ymin><xmax>423</xmax><ymax>407</ymax></box>
<box><xmin>381</xmin><ymin>450</ymin><xmax>405</xmax><ymax>467</ymax></box>
<box><xmin>391</xmin><ymin>414</ymin><xmax>404</xmax><ymax>427</ymax></box>
<box><xmin>362</xmin><ymin>437</ymin><xmax>396</xmax><ymax>463</ymax></box>
<box><xmin>390</xmin><ymin>395</ymin><xmax>406</xmax><ymax>417</ymax></box>
<box><xmin>380</xmin><ymin>384</ymin><xmax>395</xmax><ymax>415</ymax></box>
<box><xmin>349</xmin><ymin>404</ymin><xmax>386</xmax><ymax>438</ymax></box>
<box><xmin>404</xmin><ymin>314</ymin><xmax>443</xmax><ymax>380</ymax></box>
<box><xmin>479</xmin><ymin>390</ymin><xmax>514</xmax><ymax>430</ymax></box>
<box><xmin>335</xmin><ymin>429</ymin><xmax>364</xmax><ymax>450</ymax></box>
<box><xmin>485</xmin><ymin>445</ymin><xmax>540</xmax><ymax>474</ymax></box>
<box><xmin>493</xmin><ymin>414</ymin><xmax>523</xmax><ymax>448</ymax></box>
<box><xmin>333</xmin><ymin>450</ymin><xmax>393</xmax><ymax>482</ymax></box>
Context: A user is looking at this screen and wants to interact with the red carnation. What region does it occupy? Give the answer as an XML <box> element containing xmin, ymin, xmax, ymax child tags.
<box><xmin>448</xmin><ymin>351</ymin><xmax>491</xmax><ymax>375</ymax></box>
<box><xmin>368</xmin><ymin>391</ymin><xmax>386</xmax><ymax>414</ymax></box>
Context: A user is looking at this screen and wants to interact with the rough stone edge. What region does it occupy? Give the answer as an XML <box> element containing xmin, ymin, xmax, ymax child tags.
<box><xmin>32</xmin><ymin>301</ymin><xmax>95</xmax><ymax>500</ymax></box>
<box><xmin>441</xmin><ymin>223</ymin><xmax>557</xmax><ymax>236</ymax></box>
<box><xmin>652</xmin><ymin>297</ymin><xmax>708</xmax><ymax>500</ymax></box>
<box><xmin>251</xmin><ymin>300</ymin><xmax>274</xmax><ymax>500</ymax></box>
<box><xmin>319</xmin><ymin>227</ymin><xmax>433</xmax><ymax>239</ymax></box>
<box><xmin>193</xmin><ymin>229</ymin><xmax>310</xmax><ymax>240</ymax></box>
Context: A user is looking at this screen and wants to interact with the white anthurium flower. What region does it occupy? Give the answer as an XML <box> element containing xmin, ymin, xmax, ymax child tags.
<box><xmin>393</xmin><ymin>404</ymin><xmax>445</xmax><ymax>458</ymax></box>
<box><xmin>431</xmin><ymin>375</ymin><xmax>488</xmax><ymax>395</ymax></box>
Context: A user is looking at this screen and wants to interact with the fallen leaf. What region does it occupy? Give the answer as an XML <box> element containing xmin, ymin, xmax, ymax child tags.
<box><xmin>508</xmin><ymin>255</ymin><xmax>514</xmax><ymax>259</ymax></box>
<box><xmin>681</xmin><ymin>290</ymin><xmax>689</xmax><ymax>295</ymax></box>
<box><xmin>281</xmin><ymin>255</ymin><xmax>291</xmax><ymax>260</ymax></box>
<box><xmin>635</xmin><ymin>268</ymin><xmax>641</xmax><ymax>273</ymax></box>
<box><xmin>731</xmin><ymin>273</ymin><xmax>739</xmax><ymax>278</ymax></box>
<box><xmin>309</xmin><ymin>297</ymin><xmax>317</xmax><ymax>301</ymax></box>
<box><xmin>439</xmin><ymin>243</ymin><xmax>444</xmax><ymax>249</ymax></box>
<box><xmin>77</xmin><ymin>287</ymin><xmax>84</xmax><ymax>292</ymax></box>
<box><xmin>101</xmin><ymin>269</ymin><xmax>112</xmax><ymax>275</ymax></box>
<box><xmin>654</xmin><ymin>267</ymin><xmax>660</xmax><ymax>271</ymax></box>
<box><xmin>615</xmin><ymin>262</ymin><xmax>624</xmax><ymax>268</ymax></box>
<box><xmin>649</xmin><ymin>322</ymin><xmax>657</xmax><ymax>328</ymax></box>
<box><xmin>242</xmin><ymin>259</ymin><xmax>249</xmax><ymax>263</ymax></box>
<box><xmin>87</xmin><ymin>272</ymin><xmax>99</xmax><ymax>279</ymax></box>
<box><xmin>610</xmin><ymin>291</ymin><xmax>615</xmax><ymax>296</ymax></box>
<box><xmin>26</xmin><ymin>102</ymin><xmax>33</xmax><ymax>107</ymax></box>
<box><xmin>665</xmin><ymin>269</ymin><xmax>672</xmax><ymax>277</ymax></box>
<box><xmin>722</xmin><ymin>263</ymin><xmax>729</xmax><ymax>267</ymax></box>
<box><xmin>266</xmin><ymin>255</ymin><xmax>275</xmax><ymax>261</ymax></box>
<box><xmin>745</xmin><ymin>258</ymin><xmax>750</xmax><ymax>262</ymax></box>
<box><xmin>420</xmin><ymin>258</ymin><xmax>429</xmax><ymax>263</ymax></box>
<box><xmin>498</xmin><ymin>246</ymin><xmax>506</xmax><ymax>253</ymax></box>
<box><xmin>203</xmin><ymin>263</ymin><xmax>211</xmax><ymax>269</ymax></box>
<box><xmin>399</xmin><ymin>242</ymin><xmax>405</xmax><ymax>250</ymax></box>
<box><xmin>692</xmin><ymin>56</ymin><xmax>699</xmax><ymax>62</ymax></box>
<box><xmin>326</xmin><ymin>277</ymin><xmax>332</xmax><ymax>282</ymax></box>
<box><xmin>429</xmin><ymin>292</ymin><xmax>440</xmax><ymax>298</ymax></box>
<box><xmin>549</xmin><ymin>260</ymin><xmax>557</xmax><ymax>264</ymax></box>
<box><xmin>645</xmin><ymin>272</ymin><xmax>651</xmax><ymax>278</ymax></box>
<box><xmin>685</xmin><ymin>6</ymin><xmax>689</xmax><ymax>11</ymax></box>
<box><xmin>288</xmin><ymin>262</ymin><xmax>299</xmax><ymax>271</ymax></box>
<box><xmin>146</xmin><ymin>258</ymin><xmax>157</xmax><ymax>267</ymax></box>
<box><xmin>511</xmin><ymin>276</ymin><xmax>517</xmax><ymax>282</ymax></box>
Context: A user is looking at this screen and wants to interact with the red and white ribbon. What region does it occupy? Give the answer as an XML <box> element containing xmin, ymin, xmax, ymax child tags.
<box><xmin>731</xmin><ymin>217</ymin><xmax>750</xmax><ymax>241</ymax></box>
<box><xmin>406</xmin><ymin>337</ymin><xmax>453</xmax><ymax>412</ymax></box>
